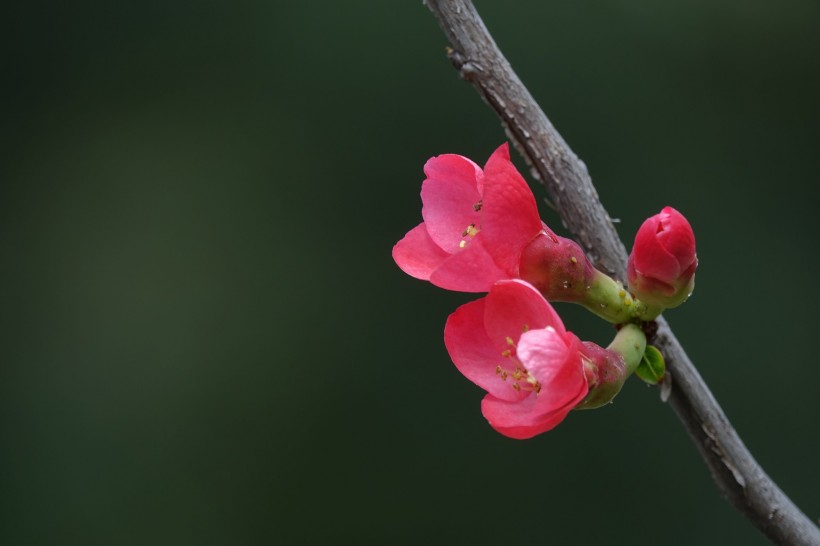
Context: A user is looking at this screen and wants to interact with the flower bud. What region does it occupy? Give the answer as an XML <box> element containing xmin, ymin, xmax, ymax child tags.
<box><xmin>627</xmin><ymin>207</ymin><xmax>697</xmax><ymax>309</ymax></box>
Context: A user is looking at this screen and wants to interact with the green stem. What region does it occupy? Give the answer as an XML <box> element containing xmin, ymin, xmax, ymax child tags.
<box><xmin>579</xmin><ymin>270</ymin><xmax>633</xmax><ymax>323</ymax></box>
<box><xmin>580</xmin><ymin>270</ymin><xmax>664</xmax><ymax>323</ymax></box>
<box><xmin>608</xmin><ymin>323</ymin><xmax>646</xmax><ymax>376</ymax></box>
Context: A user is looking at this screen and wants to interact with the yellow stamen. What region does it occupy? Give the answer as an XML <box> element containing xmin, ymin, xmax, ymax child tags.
<box><xmin>461</xmin><ymin>224</ymin><xmax>479</xmax><ymax>238</ymax></box>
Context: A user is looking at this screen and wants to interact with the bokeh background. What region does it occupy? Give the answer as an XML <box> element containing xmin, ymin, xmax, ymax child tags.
<box><xmin>3</xmin><ymin>1</ymin><xmax>819</xmax><ymax>544</ymax></box>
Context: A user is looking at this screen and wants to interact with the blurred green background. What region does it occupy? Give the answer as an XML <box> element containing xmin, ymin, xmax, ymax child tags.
<box><xmin>2</xmin><ymin>1</ymin><xmax>819</xmax><ymax>544</ymax></box>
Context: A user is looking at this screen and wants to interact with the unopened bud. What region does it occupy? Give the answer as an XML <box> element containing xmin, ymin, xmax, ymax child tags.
<box><xmin>627</xmin><ymin>207</ymin><xmax>697</xmax><ymax>311</ymax></box>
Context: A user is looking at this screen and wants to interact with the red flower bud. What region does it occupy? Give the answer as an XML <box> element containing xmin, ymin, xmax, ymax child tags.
<box><xmin>627</xmin><ymin>207</ymin><xmax>697</xmax><ymax>309</ymax></box>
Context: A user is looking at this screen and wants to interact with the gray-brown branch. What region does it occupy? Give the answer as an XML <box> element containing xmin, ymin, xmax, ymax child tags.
<box><xmin>424</xmin><ymin>1</ymin><xmax>820</xmax><ymax>544</ymax></box>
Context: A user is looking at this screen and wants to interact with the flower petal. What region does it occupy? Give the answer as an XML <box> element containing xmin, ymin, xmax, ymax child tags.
<box><xmin>516</xmin><ymin>328</ymin><xmax>572</xmax><ymax>380</ymax></box>
<box><xmin>482</xmin><ymin>280</ymin><xmax>566</xmax><ymax>350</ymax></box>
<box><xmin>392</xmin><ymin>223</ymin><xmax>450</xmax><ymax>280</ymax></box>
<box><xmin>421</xmin><ymin>154</ymin><xmax>483</xmax><ymax>254</ymax></box>
<box><xmin>518</xmin><ymin>329</ymin><xmax>588</xmax><ymax>414</ymax></box>
<box><xmin>627</xmin><ymin>257</ymin><xmax>677</xmax><ymax>296</ymax></box>
<box><xmin>480</xmin><ymin>143</ymin><xmax>543</xmax><ymax>274</ymax></box>
<box><xmin>631</xmin><ymin>214</ymin><xmax>682</xmax><ymax>280</ymax></box>
<box><xmin>656</xmin><ymin>207</ymin><xmax>697</xmax><ymax>269</ymax></box>
<box><xmin>444</xmin><ymin>298</ymin><xmax>528</xmax><ymax>402</ymax></box>
<box><xmin>429</xmin><ymin>236</ymin><xmax>509</xmax><ymax>292</ymax></box>
<box><xmin>480</xmin><ymin>393</ymin><xmax>575</xmax><ymax>439</ymax></box>
<box><xmin>479</xmin><ymin>329</ymin><xmax>588</xmax><ymax>439</ymax></box>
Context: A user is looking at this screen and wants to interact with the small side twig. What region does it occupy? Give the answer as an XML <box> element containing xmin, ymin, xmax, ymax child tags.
<box><xmin>424</xmin><ymin>1</ymin><xmax>820</xmax><ymax>545</ymax></box>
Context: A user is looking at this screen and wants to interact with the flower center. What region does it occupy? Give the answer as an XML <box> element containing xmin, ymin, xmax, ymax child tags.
<box><xmin>494</xmin><ymin>334</ymin><xmax>541</xmax><ymax>394</ymax></box>
<box><xmin>458</xmin><ymin>223</ymin><xmax>480</xmax><ymax>249</ymax></box>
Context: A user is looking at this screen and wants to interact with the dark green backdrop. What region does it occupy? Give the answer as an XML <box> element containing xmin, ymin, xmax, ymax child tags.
<box><xmin>3</xmin><ymin>1</ymin><xmax>818</xmax><ymax>544</ymax></box>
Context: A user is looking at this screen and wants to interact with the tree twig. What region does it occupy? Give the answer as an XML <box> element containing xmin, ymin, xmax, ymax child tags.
<box><xmin>424</xmin><ymin>1</ymin><xmax>820</xmax><ymax>544</ymax></box>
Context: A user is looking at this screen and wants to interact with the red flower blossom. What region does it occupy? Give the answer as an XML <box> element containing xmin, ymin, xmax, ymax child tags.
<box><xmin>443</xmin><ymin>280</ymin><xmax>589</xmax><ymax>439</ymax></box>
<box><xmin>392</xmin><ymin>143</ymin><xmax>542</xmax><ymax>292</ymax></box>
<box><xmin>627</xmin><ymin>207</ymin><xmax>697</xmax><ymax>308</ymax></box>
<box><xmin>393</xmin><ymin>143</ymin><xmax>662</xmax><ymax>323</ymax></box>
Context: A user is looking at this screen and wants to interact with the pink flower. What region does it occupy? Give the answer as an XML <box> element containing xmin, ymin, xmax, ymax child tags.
<box><xmin>392</xmin><ymin>143</ymin><xmax>543</xmax><ymax>292</ymax></box>
<box><xmin>443</xmin><ymin>280</ymin><xmax>589</xmax><ymax>439</ymax></box>
<box><xmin>627</xmin><ymin>207</ymin><xmax>697</xmax><ymax>308</ymax></box>
<box><xmin>392</xmin><ymin>143</ymin><xmax>611</xmax><ymax>309</ymax></box>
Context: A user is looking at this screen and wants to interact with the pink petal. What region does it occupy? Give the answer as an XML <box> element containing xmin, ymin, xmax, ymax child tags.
<box><xmin>444</xmin><ymin>298</ymin><xmax>528</xmax><ymax>402</ymax></box>
<box><xmin>429</xmin><ymin>236</ymin><xmax>509</xmax><ymax>292</ymax></box>
<box><xmin>482</xmin><ymin>280</ymin><xmax>566</xmax><ymax>351</ymax></box>
<box><xmin>480</xmin><ymin>393</ymin><xmax>576</xmax><ymax>439</ymax></box>
<box><xmin>480</xmin><ymin>327</ymin><xmax>588</xmax><ymax>439</ymax></box>
<box><xmin>480</xmin><ymin>335</ymin><xmax>588</xmax><ymax>439</ymax></box>
<box><xmin>392</xmin><ymin>223</ymin><xmax>450</xmax><ymax>280</ymax></box>
<box><xmin>631</xmin><ymin>215</ymin><xmax>682</xmax><ymax>281</ymax></box>
<box><xmin>421</xmin><ymin>154</ymin><xmax>484</xmax><ymax>254</ymax></box>
<box><xmin>516</xmin><ymin>328</ymin><xmax>572</xmax><ymax>381</ymax></box>
<box><xmin>656</xmin><ymin>207</ymin><xmax>697</xmax><ymax>269</ymax></box>
<box><xmin>480</xmin><ymin>143</ymin><xmax>543</xmax><ymax>274</ymax></box>
<box><xmin>518</xmin><ymin>329</ymin><xmax>589</xmax><ymax>414</ymax></box>
<box><xmin>627</xmin><ymin>256</ymin><xmax>677</xmax><ymax>296</ymax></box>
